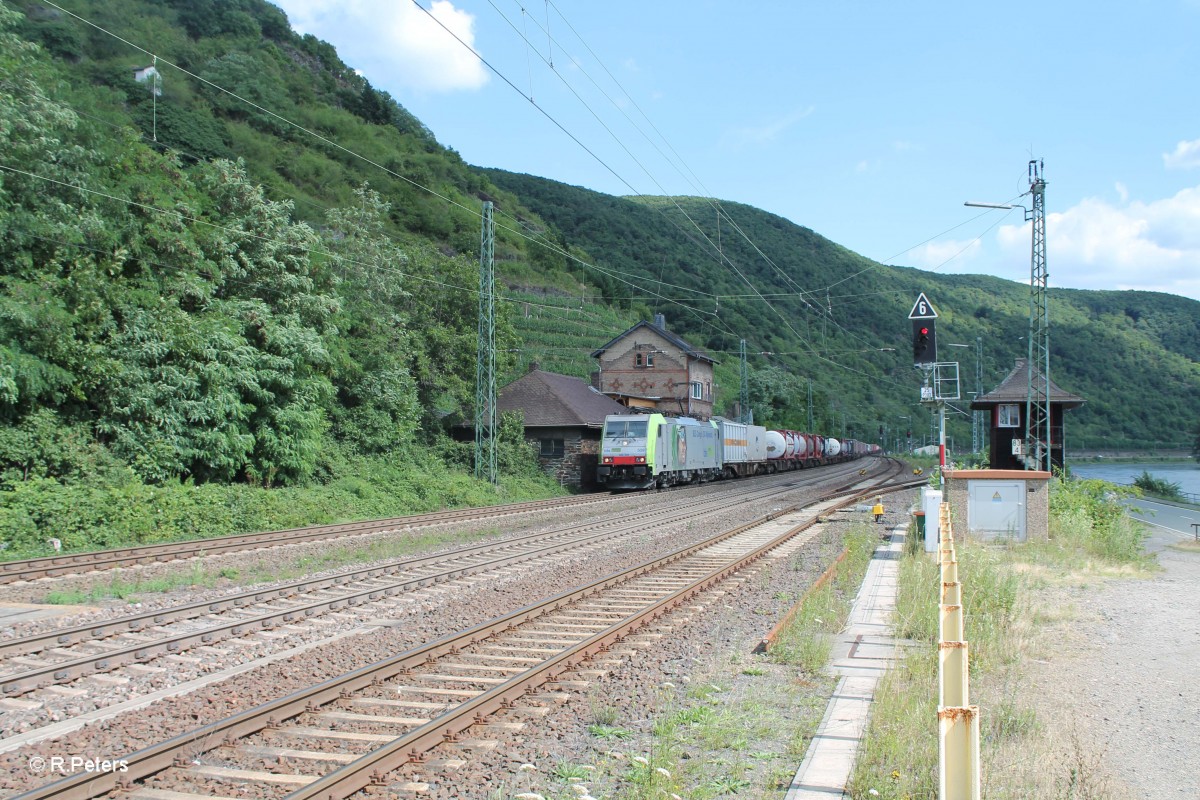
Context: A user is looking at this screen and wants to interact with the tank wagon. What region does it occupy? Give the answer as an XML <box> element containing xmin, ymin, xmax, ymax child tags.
<box><xmin>597</xmin><ymin>414</ymin><xmax>877</xmax><ymax>491</ymax></box>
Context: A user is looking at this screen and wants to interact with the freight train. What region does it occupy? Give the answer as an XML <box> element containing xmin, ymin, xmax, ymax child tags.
<box><xmin>596</xmin><ymin>413</ymin><xmax>880</xmax><ymax>490</ymax></box>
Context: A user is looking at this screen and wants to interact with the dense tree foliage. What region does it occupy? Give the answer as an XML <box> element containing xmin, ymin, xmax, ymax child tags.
<box><xmin>0</xmin><ymin>0</ymin><xmax>522</xmax><ymax>495</ymax></box>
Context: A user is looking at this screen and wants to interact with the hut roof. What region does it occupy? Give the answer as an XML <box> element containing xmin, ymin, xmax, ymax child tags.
<box><xmin>498</xmin><ymin>369</ymin><xmax>627</xmax><ymax>428</ymax></box>
<box><xmin>971</xmin><ymin>359</ymin><xmax>1085</xmax><ymax>410</ymax></box>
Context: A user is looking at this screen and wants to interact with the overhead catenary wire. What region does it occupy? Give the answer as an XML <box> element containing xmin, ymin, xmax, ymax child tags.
<box><xmin>418</xmin><ymin>1</ymin><xmax>837</xmax><ymax>371</ymax></box>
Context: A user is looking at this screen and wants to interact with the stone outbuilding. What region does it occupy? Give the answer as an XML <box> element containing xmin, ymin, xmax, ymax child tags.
<box><xmin>589</xmin><ymin>314</ymin><xmax>717</xmax><ymax>420</ymax></box>
<box><xmin>498</xmin><ymin>367</ymin><xmax>628</xmax><ymax>489</ymax></box>
<box><xmin>971</xmin><ymin>358</ymin><xmax>1085</xmax><ymax>472</ymax></box>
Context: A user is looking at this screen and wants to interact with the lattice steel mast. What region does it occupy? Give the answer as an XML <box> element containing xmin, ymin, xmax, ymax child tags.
<box><xmin>1025</xmin><ymin>160</ymin><xmax>1051</xmax><ymax>472</ymax></box>
<box><xmin>474</xmin><ymin>201</ymin><xmax>497</xmax><ymax>484</ymax></box>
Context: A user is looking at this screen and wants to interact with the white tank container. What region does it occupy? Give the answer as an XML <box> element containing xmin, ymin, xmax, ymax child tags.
<box><xmin>765</xmin><ymin>430</ymin><xmax>788</xmax><ymax>459</ymax></box>
<box><xmin>825</xmin><ymin>438</ymin><xmax>842</xmax><ymax>457</ymax></box>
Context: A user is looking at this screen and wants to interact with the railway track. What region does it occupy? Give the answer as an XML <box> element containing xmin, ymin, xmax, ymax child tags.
<box><xmin>0</xmin><ymin>473</ymin><xmax>846</xmax><ymax>699</ymax></box>
<box><xmin>10</xmin><ymin>468</ymin><xmax>907</xmax><ymax>800</ymax></box>
<box><xmin>0</xmin><ymin>494</ymin><xmax>618</xmax><ymax>585</ymax></box>
<box><xmin>1</xmin><ymin>462</ymin><xmax>908</xmax><ymax>711</ymax></box>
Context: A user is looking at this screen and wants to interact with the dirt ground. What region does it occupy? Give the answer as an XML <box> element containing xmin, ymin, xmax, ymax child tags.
<box><xmin>1024</xmin><ymin>526</ymin><xmax>1200</xmax><ymax>799</ymax></box>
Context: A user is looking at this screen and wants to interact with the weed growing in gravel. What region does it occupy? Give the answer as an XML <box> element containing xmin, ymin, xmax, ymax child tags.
<box><xmin>769</xmin><ymin>526</ymin><xmax>877</xmax><ymax>674</ymax></box>
<box><xmin>549</xmin><ymin>760</ymin><xmax>595</xmax><ymax>782</ymax></box>
<box><xmin>588</xmin><ymin>701</ymin><xmax>621</xmax><ymax>727</ymax></box>
<box><xmin>587</xmin><ymin>724</ymin><xmax>632</xmax><ymax>741</ymax></box>
<box><xmin>43</xmin><ymin>564</ymin><xmax>232</xmax><ymax>604</ymax></box>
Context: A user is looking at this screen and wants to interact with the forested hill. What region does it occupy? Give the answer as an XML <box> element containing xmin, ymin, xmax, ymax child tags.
<box><xmin>484</xmin><ymin>170</ymin><xmax>1200</xmax><ymax>451</ymax></box>
<box><xmin>1</xmin><ymin>0</ymin><xmax>1197</xmax><ymax>533</ymax></box>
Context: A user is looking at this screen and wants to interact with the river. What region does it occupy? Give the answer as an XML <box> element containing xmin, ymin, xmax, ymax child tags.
<box><xmin>1070</xmin><ymin>460</ymin><xmax>1200</xmax><ymax>496</ymax></box>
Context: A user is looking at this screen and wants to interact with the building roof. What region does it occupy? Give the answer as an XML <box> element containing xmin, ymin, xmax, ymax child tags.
<box><xmin>590</xmin><ymin>319</ymin><xmax>717</xmax><ymax>365</ymax></box>
<box><xmin>971</xmin><ymin>359</ymin><xmax>1086</xmax><ymax>410</ymax></box>
<box><xmin>498</xmin><ymin>369</ymin><xmax>628</xmax><ymax>428</ymax></box>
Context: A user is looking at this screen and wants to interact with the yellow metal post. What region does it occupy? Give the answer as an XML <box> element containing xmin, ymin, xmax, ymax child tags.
<box><xmin>939</xmin><ymin>641</ymin><xmax>969</xmax><ymax>707</ymax></box>
<box><xmin>941</xmin><ymin>581</ymin><xmax>961</xmax><ymax>606</ymax></box>
<box><xmin>939</xmin><ymin>603</ymin><xmax>963</xmax><ymax>643</ymax></box>
<box><xmin>939</xmin><ymin>706</ymin><xmax>981</xmax><ymax>800</ymax></box>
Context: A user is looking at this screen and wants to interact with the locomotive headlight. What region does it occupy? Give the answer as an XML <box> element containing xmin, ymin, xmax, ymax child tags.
<box><xmin>620</xmin><ymin>439</ymin><xmax>631</xmax><ymax>446</ymax></box>
<box><xmin>603</xmin><ymin>456</ymin><xmax>613</xmax><ymax>464</ymax></box>
<box><xmin>636</xmin><ymin>456</ymin><xmax>645</xmax><ymax>463</ymax></box>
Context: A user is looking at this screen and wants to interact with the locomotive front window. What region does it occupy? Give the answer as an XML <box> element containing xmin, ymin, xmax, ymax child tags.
<box><xmin>605</xmin><ymin>420</ymin><xmax>648</xmax><ymax>438</ymax></box>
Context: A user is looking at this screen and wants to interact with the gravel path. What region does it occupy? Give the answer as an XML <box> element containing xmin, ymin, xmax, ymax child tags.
<box><xmin>1027</xmin><ymin>524</ymin><xmax>1200</xmax><ymax>799</ymax></box>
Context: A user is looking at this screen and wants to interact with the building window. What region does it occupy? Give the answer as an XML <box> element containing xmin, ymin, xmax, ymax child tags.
<box><xmin>635</xmin><ymin>353</ymin><xmax>643</xmax><ymax>367</ymax></box>
<box><xmin>540</xmin><ymin>438</ymin><xmax>565</xmax><ymax>458</ymax></box>
<box><xmin>690</xmin><ymin>381</ymin><xmax>702</xmax><ymax>400</ymax></box>
<box><xmin>997</xmin><ymin>404</ymin><xmax>1020</xmax><ymax>428</ymax></box>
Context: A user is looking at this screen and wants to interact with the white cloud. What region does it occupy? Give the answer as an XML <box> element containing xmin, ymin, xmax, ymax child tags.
<box><xmin>723</xmin><ymin>106</ymin><xmax>815</xmax><ymax>148</ymax></box>
<box><xmin>274</xmin><ymin>0</ymin><xmax>488</xmax><ymax>93</ymax></box>
<box><xmin>1163</xmin><ymin>139</ymin><xmax>1200</xmax><ymax>170</ymax></box>
<box><xmin>1115</xmin><ymin>181</ymin><xmax>1128</xmax><ymax>203</ymax></box>
<box><xmin>908</xmin><ymin>238</ymin><xmax>983</xmax><ymax>270</ymax></box>
<box><xmin>994</xmin><ymin>185</ymin><xmax>1200</xmax><ymax>299</ymax></box>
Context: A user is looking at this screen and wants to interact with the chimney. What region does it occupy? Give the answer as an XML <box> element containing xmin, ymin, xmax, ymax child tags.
<box><xmin>653</xmin><ymin>313</ymin><xmax>666</xmax><ymax>330</ymax></box>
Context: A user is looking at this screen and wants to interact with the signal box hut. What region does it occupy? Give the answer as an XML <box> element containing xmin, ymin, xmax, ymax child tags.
<box><xmin>498</xmin><ymin>366</ymin><xmax>628</xmax><ymax>489</ymax></box>
<box><xmin>589</xmin><ymin>314</ymin><xmax>717</xmax><ymax>420</ymax></box>
<box><xmin>971</xmin><ymin>358</ymin><xmax>1085</xmax><ymax>472</ymax></box>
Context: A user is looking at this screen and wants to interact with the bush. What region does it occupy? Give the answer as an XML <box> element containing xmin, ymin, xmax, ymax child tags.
<box><xmin>1049</xmin><ymin>477</ymin><xmax>1148</xmax><ymax>564</ymax></box>
<box><xmin>0</xmin><ymin>444</ymin><xmax>565</xmax><ymax>559</ymax></box>
<box><xmin>1132</xmin><ymin>470</ymin><xmax>1183</xmax><ymax>501</ymax></box>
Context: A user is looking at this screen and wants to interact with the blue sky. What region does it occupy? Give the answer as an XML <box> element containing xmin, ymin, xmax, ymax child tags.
<box><xmin>273</xmin><ymin>1</ymin><xmax>1200</xmax><ymax>302</ymax></box>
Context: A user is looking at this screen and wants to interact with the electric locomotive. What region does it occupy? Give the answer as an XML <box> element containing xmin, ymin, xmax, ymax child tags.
<box><xmin>597</xmin><ymin>413</ymin><xmax>720</xmax><ymax>490</ymax></box>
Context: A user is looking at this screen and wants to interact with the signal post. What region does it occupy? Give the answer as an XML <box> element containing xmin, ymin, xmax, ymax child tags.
<box><xmin>910</xmin><ymin>294</ymin><xmax>960</xmax><ymax>488</ymax></box>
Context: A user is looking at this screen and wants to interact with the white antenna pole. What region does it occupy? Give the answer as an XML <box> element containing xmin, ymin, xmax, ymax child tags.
<box><xmin>151</xmin><ymin>55</ymin><xmax>158</xmax><ymax>143</ymax></box>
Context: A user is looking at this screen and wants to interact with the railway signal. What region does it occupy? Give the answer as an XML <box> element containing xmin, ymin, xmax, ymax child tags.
<box><xmin>912</xmin><ymin>320</ymin><xmax>937</xmax><ymax>364</ymax></box>
<box><xmin>908</xmin><ymin>292</ymin><xmax>938</xmax><ymax>367</ymax></box>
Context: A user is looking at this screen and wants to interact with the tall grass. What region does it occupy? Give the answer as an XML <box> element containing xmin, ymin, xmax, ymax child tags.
<box><xmin>849</xmin><ymin>478</ymin><xmax>1147</xmax><ymax>800</ymax></box>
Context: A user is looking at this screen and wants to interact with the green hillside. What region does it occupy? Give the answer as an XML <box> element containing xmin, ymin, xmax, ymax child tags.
<box><xmin>0</xmin><ymin>0</ymin><xmax>1196</xmax><ymax>554</ymax></box>
<box><xmin>486</xmin><ymin>171</ymin><xmax>1200</xmax><ymax>451</ymax></box>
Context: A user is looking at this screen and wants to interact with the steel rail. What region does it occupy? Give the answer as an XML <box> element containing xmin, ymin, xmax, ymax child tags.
<box><xmin>0</xmin><ymin>459</ymin><xmax>887</xmax><ymax>584</ymax></box>
<box><xmin>0</xmin><ymin>477</ymin><xmax>824</xmax><ymax>695</ymax></box>
<box><xmin>10</xmin><ymin>473</ymin><xmax>901</xmax><ymax>800</ymax></box>
<box><xmin>0</xmin><ymin>494</ymin><xmax>615</xmax><ymax>584</ymax></box>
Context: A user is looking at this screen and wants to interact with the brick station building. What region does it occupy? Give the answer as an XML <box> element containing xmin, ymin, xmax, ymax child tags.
<box><xmin>589</xmin><ymin>314</ymin><xmax>717</xmax><ymax>420</ymax></box>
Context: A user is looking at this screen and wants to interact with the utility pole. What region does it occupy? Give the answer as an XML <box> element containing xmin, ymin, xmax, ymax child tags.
<box><xmin>807</xmin><ymin>378</ymin><xmax>814</xmax><ymax>431</ymax></box>
<box><xmin>973</xmin><ymin>337</ymin><xmax>983</xmax><ymax>456</ymax></box>
<box><xmin>966</xmin><ymin>162</ymin><xmax>1051</xmax><ymax>472</ymax></box>
<box><xmin>1025</xmin><ymin>160</ymin><xmax>1052</xmax><ymax>473</ymax></box>
<box><xmin>739</xmin><ymin>338</ymin><xmax>751</xmax><ymax>423</ymax></box>
<box><xmin>474</xmin><ymin>201</ymin><xmax>497</xmax><ymax>484</ymax></box>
